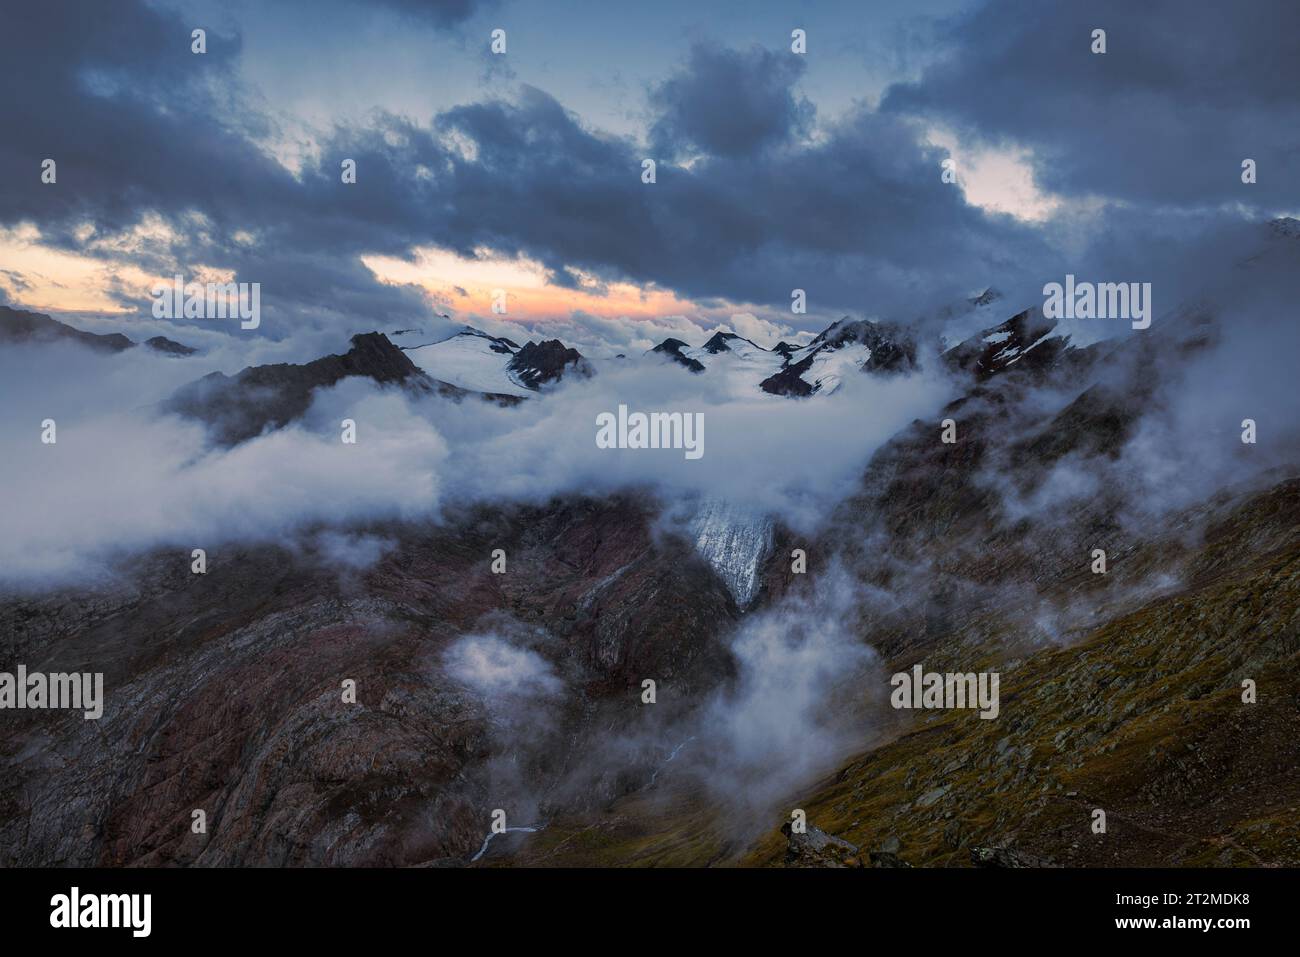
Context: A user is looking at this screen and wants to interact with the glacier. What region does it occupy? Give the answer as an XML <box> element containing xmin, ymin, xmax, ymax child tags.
<box><xmin>688</xmin><ymin>498</ymin><xmax>774</xmax><ymax>609</ymax></box>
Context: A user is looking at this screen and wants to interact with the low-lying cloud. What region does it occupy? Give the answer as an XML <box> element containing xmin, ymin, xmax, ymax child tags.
<box><xmin>0</xmin><ymin>327</ymin><xmax>953</xmax><ymax>587</ymax></box>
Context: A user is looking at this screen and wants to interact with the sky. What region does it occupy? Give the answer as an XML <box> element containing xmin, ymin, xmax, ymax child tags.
<box><xmin>1</xmin><ymin>0</ymin><xmax>1297</xmax><ymax>352</ymax></box>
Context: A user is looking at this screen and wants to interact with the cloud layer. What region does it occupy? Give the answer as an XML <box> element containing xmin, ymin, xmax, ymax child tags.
<box><xmin>16</xmin><ymin>0</ymin><xmax>1275</xmax><ymax>339</ymax></box>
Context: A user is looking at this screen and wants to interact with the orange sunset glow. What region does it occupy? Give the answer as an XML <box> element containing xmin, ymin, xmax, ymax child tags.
<box><xmin>362</xmin><ymin>246</ymin><xmax>703</xmax><ymax>321</ymax></box>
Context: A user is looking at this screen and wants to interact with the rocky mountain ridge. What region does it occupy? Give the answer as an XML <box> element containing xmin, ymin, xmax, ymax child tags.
<box><xmin>0</xmin><ymin>304</ymin><xmax>194</xmax><ymax>356</ymax></box>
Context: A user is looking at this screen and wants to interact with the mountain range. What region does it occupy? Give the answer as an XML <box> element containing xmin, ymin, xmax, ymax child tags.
<box><xmin>1</xmin><ymin>220</ymin><xmax>1297</xmax><ymax>868</ymax></box>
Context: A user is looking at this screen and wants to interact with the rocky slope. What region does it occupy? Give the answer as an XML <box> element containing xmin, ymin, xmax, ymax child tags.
<box><xmin>760</xmin><ymin>318</ymin><xmax>918</xmax><ymax>396</ymax></box>
<box><xmin>493</xmin><ymin>467</ymin><xmax>1299</xmax><ymax>868</ymax></box>
<box><xmin>403</xmin><ymin>328</ymin><xmax>589</xmax><ymax>396</ymax></box>
<box><xmin>646</xmin><ymin>318</ymin><xmax>919</xmax><ymax>397</ymax></box>
<box><xmin>742</xmin><ymin>479</ymin><xmax>1300</xmax><ymax>868</ymax></box>
<box><xmin>163</xmin><ymin>332</ymin><xmax>512</xmax><ymax>446</ymax></box>
<box><xmin>507</xmin><ymin>339</ymin><xmax>591</xmax><ymax>390</ymax></box>
<box><xmin>0</xmin><ymin>495</ymin><xmax>740</xmax><ymax>866</ymax></box>
<box><xmin>478</xmin><ymin>272</ymin><xmax>1300</xmax><ymax>866</ymax></box>
<box><xmin>650</xmin><ymin>337</ymin><xmax>708</xmax><ymax>373</ymax></box>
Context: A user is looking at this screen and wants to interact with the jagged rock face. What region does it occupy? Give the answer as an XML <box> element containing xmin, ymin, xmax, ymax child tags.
<box><xmin>823</xmin><ymin>311</ymin><xmax>1180</xmax><ymax>622</ymax></box>
<box><xmin>760</xmin><ymin>317</ymin><xmax>918</xmax><ymax>396</ymax></box>
<box><xmin>645</xmin><ymin>316</ymin><xmax>919</xmax><ymax>396</ymax></box>
<box><xmin>328</xmin><ymin>331</ymin><xmax>426</xmax><ymax>383</ymax></box>
<box><xmin>647</xmin><ymin>332</ymin><xmax>784</xmax><ymax>396</ymax></box>
<box><xmin>971</xmin><ymin>846</ymin><xmax>1054</xmax><ymax>868</ymax></box>
<box><xmin>164</xmin><ymin>332</ymin><xmax>434</xmax><ymax>446</ymax></box>
<box><xmin>1</xmin><ymin>305</ymin><xmax>197</xmax><ymax>355</ymax></box>
<box><xmin>944</xmin><ymin>307</ymin><xmax>1073</xmax><ymax>381</ymax></box>
<box><xmin>869</xmin><ymin>849</ymin><xmax>913</xmax><ymax>868</ymax></box>
<box><xmin>700</xmin><ymin>331</ymin><xmax>738</xmax><ymax>354</ymax></box>
<box><xmin>816</xmin><ymin>353</ymin><xmax>1156</xmax><ymax>662</ymax></box>
<box><xmin>1</xmin><ymin>305</ymin><xmax>134</xmax><ymax>352</ymax></box>
<box><xmin>403</xmin><ymin>330</ymin><xmax>536</xmax><ymax>398</ymax></box>
<box><xmin>781</xmin><ymin>822</ymin><xmax>862</xmax><ymax>868</ymax></box>
<box><xmin>757</xmin><ymin>354</ymin><xmax>816</xmax><ymax>396</ymax></box>
<box><xmin>1269</xmin><ymin>216</ymin><xmax>1300</xmax><ymax>239</ymax></box>
<box><xmin>507</xmin><ymin>339</ymin><xmax>590</xmax><ymax>389</ymax></box>
<box><xmin>402</xmin><ymin>329</ymin><xmax>587</xmax><ymax>396</ymax></box>
<box><xmin>144</xmin><ymin>335</ymin><xmax>197</xmax><ymax>356</ymax></box>
<box><xmin>862</xmin><ymin>335</ymin><xmax>916</xmax><ymax>373</ymax></box>
<box><xmin>651</xmin><ymin>337</ymin><xmax>706</xmax><ymax>372</ymax></box>
<box><xmin>0</xmin><ymin>496</ymin><xmax>740</xmax><ymax>866</ymax></box>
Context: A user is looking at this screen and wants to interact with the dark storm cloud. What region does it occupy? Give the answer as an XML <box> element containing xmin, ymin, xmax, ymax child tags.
<box><xmin>9</xmin><ymin>0</ymin><xmax>1282</xmax><ymax>336</ymax></box>
<box><xmin>366</xmin><ymin>0</ymin><xmax>496</xmax><ymax>28</ymax></box>
<box><xmin>305</xmin><ymin>84</ymin><xmax>1050</xmax><ymax>315</ymax></box>
<box><xmin>881</xmin><ymin>0</ymin><xmax>1300</xmax><ymax>210</ymax></box>
<box><xmin>0</xmin><ymin>1</ymin><xmax>442</xmax><ymax>330</ymax></box>
<box><xmin>0</xmin><ymin>2</ymin><xmax>283</xmax><ymax>237</ymax></box>
<box><xmin>649</xmin><ymin>43</ymin><xmax>815</xmax><ymax>159</ymax></box>
<box><xmin>2</xmin><ymin>1</ymin><xmax>1044</xmax><ymax>323</ymax></box>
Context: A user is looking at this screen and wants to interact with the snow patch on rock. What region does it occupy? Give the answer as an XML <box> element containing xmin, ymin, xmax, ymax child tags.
<box><xmin>688</xmin><ymin>498</ymin><xmax>774</xmax><ymax>608</ymax></box>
